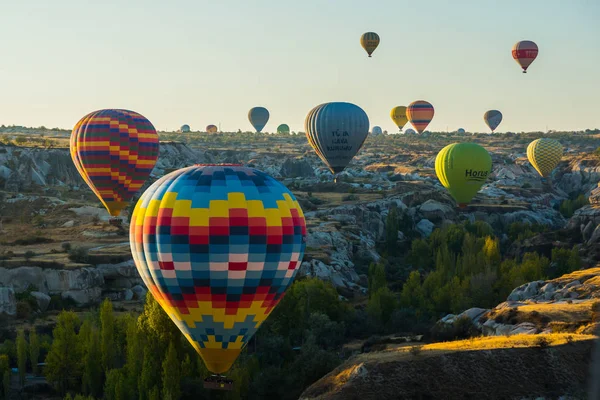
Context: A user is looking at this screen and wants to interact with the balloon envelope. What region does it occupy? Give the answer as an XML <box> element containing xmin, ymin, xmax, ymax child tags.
<box><xmin>390</xmin><ymin>106</ymin><xmax>408</xmax><ymax>130</ymax></box>
<box><xmin>435</xmin><ymin>143</ymin><xmax>492</xmax><ymax>206</ymax></box>
<box><xmin>457</xmin><ymin>128</ymin><xmax>466</xmax><ymax>134</ymax></box>
<box><xmin>406</xmin><ymin>101</ymin><xmax>434</xmax><ymax>134</ymax></box>
<box><xmin>181</xmin><ymin>124</ymin><xmax>191</xmax><ymax>133</ymax></box>
<box><xmin>371</xmin><ymin>126</ymin><xmax>383</xmax><ymax>135</ymax></box>
<box><xmin>305</xmin><ymin>102</ymin><xmax>369</xmax><ymax>174</ymax></box>
<box><xmin>248</xmin><ymin>107</ymin><xmax>269</xmax><ymax>132</ymax></box>
<box><xmin>277</xmin><ymin>124</ymin><xmax>290</xmax><ymax>134</ymax></box>
<box><xmin>484</xmin><ymin>110</ymin><xmax>503</xmax><ymax>132</ymax></box>
<box><xmin>527</xmin><ymin>138</ymin><xmax>563</xmax><ymax>178</ymax></box>
<box><xmin>405</xmin><ymin>128</ymin><xmax>416</xmax><ymax>135</ymax></box>
<box><xmin>206</xmin><ymin>125</ymin><xmax>218</xmax><ymax>133</ymax></box>
<box><xmin>130</xmin><ymin>164</ymin><xmax>307</xmax><ymax>374</ymax></box>
<box><xmin>70</xmin><ymin>109</ymin><xmax>159</xmax><ymax>217</ymax></box>
<box><xmin>360</xmin><ymin>32</ymin><xmax>380</xmax><ymax>57</ymax></box>
<box><xmin>512</xmin><ymin>40</ymin><xmax>538</xmax><ymax>73</ymax></box>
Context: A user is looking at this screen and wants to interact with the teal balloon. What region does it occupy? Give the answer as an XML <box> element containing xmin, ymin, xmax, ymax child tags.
<box><xmin>248</xmin><ymin>107</ymin><xmax>269</xmax><ymax>132</ymax></box>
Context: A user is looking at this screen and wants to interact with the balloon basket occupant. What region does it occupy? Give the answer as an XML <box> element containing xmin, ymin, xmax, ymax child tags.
<box><xmin>203</xmin><ymin>375</ymin><xmax>234</xmax><ymax>391</ymax></box>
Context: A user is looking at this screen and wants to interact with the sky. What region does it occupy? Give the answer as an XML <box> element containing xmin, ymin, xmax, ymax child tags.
<box><xmin>0</xmin><ymin>0</ymin><xmax>598</xmax><ymax>134</ymax></box>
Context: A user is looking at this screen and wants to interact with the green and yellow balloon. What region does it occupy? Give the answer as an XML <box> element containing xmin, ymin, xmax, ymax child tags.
<box><xmin>435</xmin><ymin>143</ymin><xmax>492</xmax><ymax>207</ymax></box>
<box><xmin>527</xmin><ymin>138</ymin><xmax>563</xmax><ymax>178</ymax></box>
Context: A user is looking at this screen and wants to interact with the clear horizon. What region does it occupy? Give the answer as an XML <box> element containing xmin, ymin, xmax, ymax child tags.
<box><xmin>1</xmin><ymin>0</ymin><xmax>598</xmax><ymax>133</ymax></box>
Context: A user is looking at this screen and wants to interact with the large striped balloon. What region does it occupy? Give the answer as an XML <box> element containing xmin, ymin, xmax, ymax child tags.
<box><xmin>527</xmin><ymin>138</ymin><xmax>563</xmax><ymax>178</ymax></box>
<box><xmin>248</xmin><ymin>107</ymin><xmax>269</xmax><ymax>132</ymax></box>
<box><xmin>130</xmin><ymin>164</ymin><xmax>306</xmax><ymax>374</ymax></box>
<box><xmin>305</xmin><ymin>102</ymin><xmax>369</xmax><ymax>174</ymax></box>
<box><xmin>360</xmin><ymin>32</ymin><xmax>380</xmax><ymax>57</ymax></box>
<box><xmin>484</xmin><ymin>110</ymin><xmax>503</xmax><ymax>132</ymax></box>
<box><xmin>406</xmin><ymin>100</ymin><xmax>434</xmax><ymax>134</ymax></box>
<box><xmin>70</xmin><ymin>109</ymin><xmax>159</xmax><ymax>217</ymax></box>
<box><xmin>512</xmin><ymin>40</ymin><xmax>538</xmax><ymax>73</ymax></box>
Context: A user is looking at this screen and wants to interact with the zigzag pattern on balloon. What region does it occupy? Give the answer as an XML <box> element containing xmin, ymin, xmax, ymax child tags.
<box><xmin>130</xmin><ymin>165</ymin><xmax>306</xmax><ymax>373</ymax></box>
<box><xmin>527</xmin><ymin>139</ymin><xmax>563</xmax><ymax>178</ymax></box>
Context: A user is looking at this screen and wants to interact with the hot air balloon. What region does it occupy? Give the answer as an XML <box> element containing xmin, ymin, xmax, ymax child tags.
<box><xmin>70</xmin><ymin>109</ymin><xmax>159</xmax><ymax>218</ymax></box>
<box><xmin>527</xmin><ymin>138</ymin><xmax>563</xmax><ymax>178</ymax></box>
<box><xmin>360</xmin><ymin>32</ymin><xmax>380</xmax><ymax>57</ymax></box>
<box><xmin>371</xmin><ymin>126</ymin><xmax>383</xmax><ymax>136</ymax></box>
<box><xmin>406</xmin><ymin>101</ymin><xmax>434</xmax><ymax>134</ymax></box>
<box><xmin>277</xmin><ymin>124</ymin><xmax>290</xmax><ymax>134</ymax></box>
<box><xmin>206</xmin><ymin>125</ymin><xmax>218</xmax><ymax>133</ymax></box>
<box><xmin>305</xmin><ymin>102</ymin><xmax>369</xmax><ymax>178</ymax></box>
<box><xmin>405</xmin><ymin>128</ymin><xmax>416</xmax><ymax>135</ymax></box>
<box><xmin>390</xmin><ymin>106</ymin><xmax>408</xmax><ymax>131</ymax></box>
<box><xmin>435</xmin><ymin>143</ymin><xmax>492</xmax><ymax>207</ymax></box>
<box><xmin>484</xmin><ymin>110</ymin><xmax>503</xmax><ymax>132</ymax></box>
<box><xmin>457</xmin><ymin>128</ymin><xmax>466</xmax><ymax>134</ymax></box>
<box><xmin>180</xmin><ymin>124</ymin><xmax>191</xmax><ymax>133</ymax></box>
<box><xmin>512</xmin><ymin>40</ymin><xmax>538</xmax><ymax>73</ymax></box>
<box><xmin>248</xmin><ymin>107</ymin><xmax>269</xmax><ymax>132</ymax></box>
<box><xmin>130</xmin><ymin>164</ymin><xmax>306</xmax><ymax>377</ymax></box>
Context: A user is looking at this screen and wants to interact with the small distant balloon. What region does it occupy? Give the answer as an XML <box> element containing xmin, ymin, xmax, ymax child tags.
<box><xmin>277</xmin><ymin>124</ymin><xmax>290</xmax><ymax>134</ymax></box>
<box><xmin>248</xmin><ymin>107</ymin><xmax>269</xmax><ymax>132</ymax></box>
<box><xmin>206</xmin><ymin>125</ymin><xmax>218</xmax><ymax>133</ymax></box>
<box><xmin>435</xmin><ymin>143</ymin><xmax>492</xmax><ymax>207</ymax></box>
<box><xmin>483</xmin><ymin>110</ymin><xmax>503</xmax><ymax>132</ymax></box>
<box><xmin>512</xmin><ymin>40</ymin><xmax>538</xmax><ymax>73</ymax></box>
<box><xmin>360</xmin><ymin>32</ymin><xmax>380</xmax><ymax>57</ymax></box>
<box><xmin>527</xmin><ymin>138</ymin><xmax>563</xmax><ymax>178</ymax></box>
<box><xmin>390</xmin><ymin>106</ymin><xmax>408</xmax><ymax>131</ymax></box>
<box><xmin>405</xmin><ymin>128</ymin><xmax>416</xmax><ymax>135</ymax></box>
<box><xmin>371</xmin><ymin>126</ymin><xmax>383</xmax><ymax>135</ymax></box>
<box><xmin>305</xmin><ymin>102</ymin><xmax>369</xmax><ymax>174</ymax></box>
<box><xmin>457</xmin><ymin>128</ymin><xmax>466</xmax><ymax>134</ymax></box>
<box><xmin>180</xmin><ymin>124</ymin><xmax>190</xmax><ymax>133</ymax></box>
<box><xmin>406</xmin><ymin>101</ymin><xmax>434</xmax><ymax>134</ymax></box>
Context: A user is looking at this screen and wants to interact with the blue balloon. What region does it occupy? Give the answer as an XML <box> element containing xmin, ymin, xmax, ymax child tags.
<box><xmin>248</xmin><ymin>107</ymin><xmax>270</xmax><ymax>132</ymax></box>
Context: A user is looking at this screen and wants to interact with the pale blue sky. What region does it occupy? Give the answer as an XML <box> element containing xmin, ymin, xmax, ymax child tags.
<box><xmin>0</xmin><ymin>0</ymin><xmax>598</xmax><ymax>133</ymax></box>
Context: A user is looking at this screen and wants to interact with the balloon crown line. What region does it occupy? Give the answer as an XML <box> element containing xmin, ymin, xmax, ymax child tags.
<box><xmin>193</xmin><ymin>163</ymin><xmax>244</xmax><ymax>167</ymax></box>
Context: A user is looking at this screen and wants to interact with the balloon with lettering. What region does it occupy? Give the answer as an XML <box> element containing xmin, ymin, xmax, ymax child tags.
<box><xmin>371</xmin><ymin>126</ymin><xmax>383</xmax><ymax>135</ymax></box>
<box><xmin>70</xmin><ymin>109</ymin><xmax>159</xmax><ymax>217</ymax></box>
<box><xmin>206</xmin><ymin>125</ymin><xmax>218</xmax><ymax>133</ymax></box>
<box><xmin>512</xmin><ymin>40</ymin><xmax>538</xmax><ymax>73</ymax></box>
<box><xmin>527</xmin><ymin>138</ymin><xmax>563</xmax><ymax>178</ymax></box>
<box><xmin>277</xmin><ymin>124</ymin><xmax>290</xmax><ymax>134</ymax></box>
<box><xmin>181</xmin><ymin>124</ymin><xmax>191</xmax><ymax>133</ymax></box>
<box><xmin>390</xmin><ymin>106</ymin><xmax>408</xmax><ymax>131</ymax></box>
<box><xmin>305</xmin><ymin>102</ymin><xmax>369</xmax><ymax>174</ymax></box>
<box><xmin>406</xmin><ymin>100</ymin><xmax>434</xmax><ymax>134</ymax></box>
<box><xmin>248</xmin><ymin>107</ymin><xmax>269</xmax><ymax>132</ymax></box>
<box><xmin>360</xmin><ymin>32</ymin><xmax>380</xmax><ymax>57</ymax></box>
<box><xmin>483</xmin><ymin>110</ymin><xmax>503</xmax><ymax>132</ymax></box>
<box><xmin>130</xmin><ymin>164</ymin><xmax>307</xmax><ymax>374</ymax></box>
<box><xmin>435</xmin><ymin>143</ymin><xmax>492</xmax><ymax>207</ymax></box>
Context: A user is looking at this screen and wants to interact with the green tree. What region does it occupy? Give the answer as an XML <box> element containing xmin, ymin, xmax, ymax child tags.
<box><xmin>368</xmin><ymin>263</ymin><xmax>387</xmax><ymax>299</ymax></box>
<box><xmin>408</xmin><ymin>239</ymin><xmax>432</xmax><ymax>270</ymax></box>
<box><xmin>139</xmin><ymin>343</ymin><xmax>161</xmax><ymax>400</ymax></box>
<box><xmin>0</xmin><ymin>355</ymin><xmax>9</xmax><ymax>398</ymax></box>
<box><xmin>29</xmin><ymin>330</ymin><xmax>39</xmax><ymax>376</ymax></box>
<box><xmin>305</xmin><ymin>312</ymin><xmax>345</xmax><ymax>350</ymax></box>
<box><xmin>16</xmin><ymin>329</ymin><xmax>27</xmax><ymax>386</ymax></box>
<box><xmin>482</xmin><ymin>236</ymin><xmax>501</xmax><ymax>268</ymax></box>
<box><xmin>385</xmin><ymin>207</ymin><xmax>399</xmax><ymax>252</ymax></box>
<box><xmin>2</xmin><ymin>370</ymin><xmax>8</xmax><ymax>400</ymax></box>
<box><xmin>148</xmin><ymin>386</ymin><xmax>160</xmax><ymax>400</ymax></box>
<box><xmin>400</xmin><ymin>271</ymin><xmax>423</xmax><ymax>309</ymax></box>
<box><xmin>367</xmin><ymin>287</ymin><xmax>399</xmax><ymax>325</ymax></box>
<box><xmin>100</xmin><ymin>299</ymin><xmax>117</xmax><ymax>372</ymax></box>
<box><xmin>123</xmin><ymin>316</ymin><xmax>142</xmax><ymax>399</ymax></box>
<box><xmin>81</xmin><ymin>329</ymin><xmax>103</xmax><ymax>397</ymax></box>
<box><xmin>104</xmin><ymin>369</ymin><xmax>127</xmax><ymax>400</ymax></box>
<box><xmin>162</xmin><ymin>342</ymin><xmax>181</xmax><ymax>400</ymax></box>
<box><xmin>551</xmin><ymin>247</ymin><xmax>581</xmax><ymax>278</ymax></box>
<box><xmin>45</xmin><ymin>311</ymin><xmax>81</xmax><ymax>394</ymax></box>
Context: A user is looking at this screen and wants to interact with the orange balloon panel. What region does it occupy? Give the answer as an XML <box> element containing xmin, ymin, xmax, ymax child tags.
<box><xmin>406</xmin><ymin>100</ymin><xmax>434</xmax><ymax>134</ymax></box>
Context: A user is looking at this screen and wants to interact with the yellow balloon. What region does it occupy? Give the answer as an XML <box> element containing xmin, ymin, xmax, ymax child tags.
<box><xmin>527</xmin><ymin>138</ymin><xmax>563</xmax><ymax>178</ymax></box>
<box><xmin>360</xmin><ymin>32</ymin><xmax>380</xmax><ymax>57</ymax></box>
<box><xmin>435</xmin><ymin>143</ymin><xmax>492</xmax><ymax>207</ymax></box>
<box><xmin>390</xmin><ymin>106</ymin><xmax>408</xmax><ymax>130</ymax></box>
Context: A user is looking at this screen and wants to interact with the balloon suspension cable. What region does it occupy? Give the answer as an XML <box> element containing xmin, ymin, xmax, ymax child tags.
<box><xmin>204</xmin><ymin>375</ymin><xmax>234</xmax><ymax>391</ymax></box>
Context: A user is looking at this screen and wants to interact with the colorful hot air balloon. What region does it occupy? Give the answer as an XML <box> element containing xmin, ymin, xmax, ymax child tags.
<box><xmin>181</xmin><ymin>124</ymin><xmax>191</xmax><ymax>133</ymax></box>
<box><xmin>390</xmin><ymin>106</ymin><xmax>408</xmax><ymax>131</ymax></box>
<box><xmin>512</xmin><ymin>40</ymin><xmax>538</xmax><ymax>73</ymax></box>
<box><xmin>360</xmin><ymin>32</ymin><xmax>380</xmax><ymax>57</ymax></box>
<box><xmin>406</xmin><ymin>101</ymin><xmax>434</xmax><ymax>134</ymax></box>
<box><xmin>305</xmin><ymin>102</ymin><xmax>369</xmax><ymax>175</ymax></box>
<box><xmin>527</xmin><ymin>138</ymin><xmax>563</xmax><ymax>178</ymax></box>
<box><xmin>206</xmin><ymin>125</ymin><xmax>218</xmax><ymax>133</ymax></box>
<box><xmin>130</xmin><ymin>164</ymin><xmax>306</xmax><ymax>375</ymax></box>
<box><xmin>277</xmin><ymin>124</ymin><xmax>290</xmax><ymax>134</ymax></box>
<box><xmin>435</xmin><ymin>143</ymin><xmax>492</xmax><ymax>207</ymax></box>
<box><xmin>371</xmin><ymin>126</ymin><xmax>383</xmax><ymax>136</ymax></box>
<box><xmin>70</xmin><ymin>109</ymin><xmax>159</xmax><ymax>217</ymax></box>
<box><xmin>248</xmin><ymin>107</ymin><xmax>269</xmax><ymax>133</ymax></box>
<box><xmin>457</xmin><ymin>128</ymin><xmax>466</xmax><ymax>134</ymax></box>
<box><xmin>483</xmin><ymin>110</ymin><xmax>503</xmax><ymax>132</ymax></box>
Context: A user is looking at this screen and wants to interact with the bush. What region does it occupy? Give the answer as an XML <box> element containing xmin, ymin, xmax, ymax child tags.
<box><xmin>24</xmin><ymin>251</ymin><xmax>35</xmax><ymax>261</ymax></box>
<box><xmin>68</xmin><ymin>247</ymin><xmax>89</xmax><ymax>263</ymax></box>
<box><xmin>409</xmin><ymin>345</ymin><xmax>423</xmax><ymax>357</ymax></box>
<box><xmin>61</xmin><ymin>242</ymin><xmax>72</xmax><ymax>252</ymax></box>
<box><xmin>342</xmin><ymin>194</ymin><xmax>359</xmax><ymax>202</ymax></box>
<box><xmin>16</xmin><ymin>301</ymin><xmax>33</xmax><ymax>319</ymax></box>
<box><xmin>13</xmin><ymin>236</ymin><xmax>52</xmax><ymax>246</ymax></box>
<box><xmin>535</xmin><ymin>336</ymin><xmax>551</xmax><ymax>349</ymax></box>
